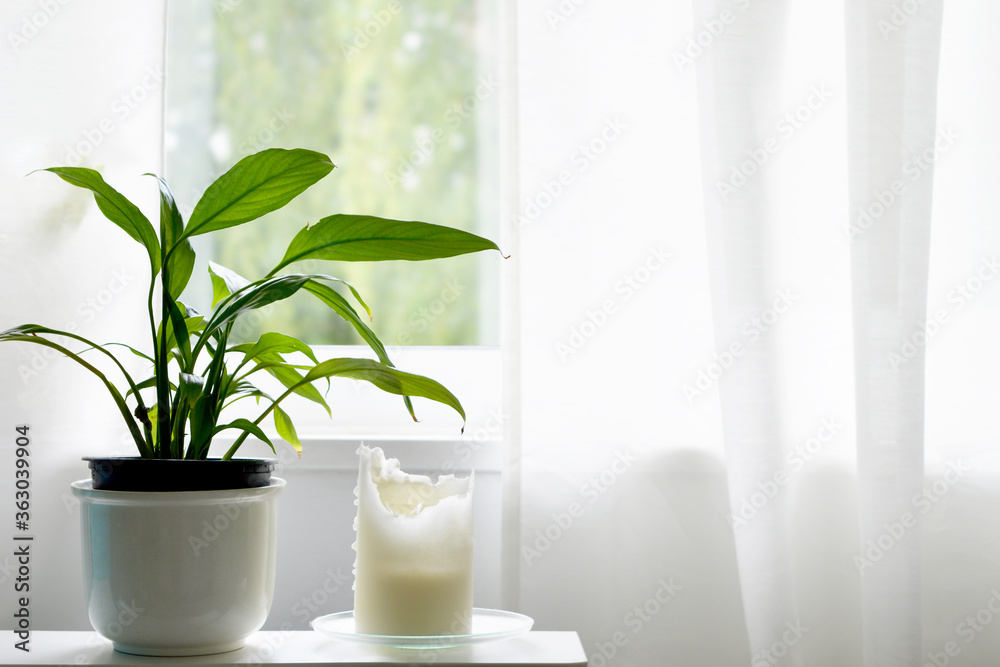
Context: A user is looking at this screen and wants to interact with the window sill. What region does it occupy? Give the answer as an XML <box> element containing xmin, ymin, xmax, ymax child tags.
<box><xmin>212</xmin><ymin>435</ymin><xmax>502</xmax><ymax>475</ymax></box>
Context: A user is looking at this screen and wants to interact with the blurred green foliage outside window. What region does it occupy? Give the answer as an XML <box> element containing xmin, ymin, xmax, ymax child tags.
<box><xmin>166</xmin><ymin>0</ymin><xmax>499</xmax><ymax>346</ymax></box>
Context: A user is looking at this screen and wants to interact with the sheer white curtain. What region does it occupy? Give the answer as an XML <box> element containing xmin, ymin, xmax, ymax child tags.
<box><xmin>0</xmin><ymin>0</ymin><xmax>165</xmax><ymax>630</ymax></box>
<box><xmin>510</xmin><ymin>1</ymin><xmax>1000</xmax><ymax>665</ymax></box>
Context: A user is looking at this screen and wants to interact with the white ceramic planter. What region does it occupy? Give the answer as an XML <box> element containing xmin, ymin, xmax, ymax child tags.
<box><xmin>70</xmin><ymin>477</ymin><xmax>285</xmax><ymax>656</ymax></box>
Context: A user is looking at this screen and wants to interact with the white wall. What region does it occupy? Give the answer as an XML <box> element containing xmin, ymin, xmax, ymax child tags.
<box><xmin>0</xmin><ymin>0</ymin><xmax>166</xmax><ymax>634</ymax></box>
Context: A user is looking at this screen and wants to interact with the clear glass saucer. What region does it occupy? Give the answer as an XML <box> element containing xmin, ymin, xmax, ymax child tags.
<box><xmin>310</xmin><ymin>608</ymin><xmax>534</xmax><ymax>649</ymax></box>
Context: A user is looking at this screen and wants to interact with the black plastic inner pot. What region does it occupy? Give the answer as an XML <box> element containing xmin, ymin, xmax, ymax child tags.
<box><xmin>84</xmin><ymin>457</ymin><xmax>277</xmax><ymax>492</ymax></box>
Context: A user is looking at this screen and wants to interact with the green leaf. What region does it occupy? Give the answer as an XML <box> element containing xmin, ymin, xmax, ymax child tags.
<box><xmin>2</xmin><ymin>324</ymin><xmax>146</xmax><ymax>398</ymax></box>
<box><xmin>168</xmin><ymin>241</ymin><xmax>196</xmax><ymax>300</ymax></box>
<box><xmin>152</xmin><ymin>175</ymin><xmax>182</xmax><ymax>249</ymax></box>
<box><xmin>304</xmin><ymin>281</ymin><xmax>390</xmax><ymax>363</ymax></box>
<box><xmin>146</xmin><ymin>404</ymin><xmax>159</xmax><ymax>450</ymax></box>
<box><xmin>273</xmin><ymin>405</ymin><xmax>301</xmax><ymax>453</ymax></box>
<box><xmin>40</xmin><ymin>167</ymin><xmax>161</xmax><ymax>276</ymax></box>
<box><xmin>303</xmin><ymin>280</ymin><xmax>416</xmax><ymax>420</ymax></box>
<box><xmin>162</xmin><ymin>295</ymin><xmax>194</xmax><ymax>372</ymax></box>
<box><xmin>213</xmin><ymin>418</ymin><xmax>275</xmax><ymax>453</ymax></box>
<box><xmin>152</xmin><ymin>176</ymin><xmax>195</xmax><ymax>299</ymax></box>
<box><xmin>185</xmin><ymin>148</ymin><xmax>334</xmax><ymax>237</ymax></box>
<box><xmin>302</xmin><ymin>358</ymin><xmax>466</xmax><ymax>428</ymax></box>
<box><xmin>170</xmin><ymin>372</ymin><xmax>206</xmax><ymax>459</ymax></box>
<box><xmin>258</xmin><ymin>362</ymin><xmax>331</xmax><ymax>416</ymax></box>
<box><xmin>186</xmin><ymin>394</ymin><xmax>217</xmax><ymax>460</ymax></box>
<box><xmin>238</xmin><ymin>382</ymin><xmax>271</xmax><ymax>399</ymax></box>
<box><xmin>159</xmin><ymin>310</ymin><xmax>204</xmax><ymax>363</ymax></box>
<box><xmin>176</xmin><ymin>373</ymin><xmax>205</xmax><ymax>411</ymax></box>
<box><xmin>223</xmin><ymin>384</ymin><xmax>273</xmax><ymax>411</ymax></box>
<box><xmin>233</xmin><ymin>331</ymin><xmax>319</xmax><ymax>365</ymax></box>
<box><xmin>100</xmin><ymin>342</ymin><xmax>153</xmax><ymax>363</ymax></box>
<box><xmin>274</xmin><ymin>214</ymin><xmax>503</xmax><ymax>273</ymax></box>
<box><xmin>185</xmin><ymin>313</ymin><xmax>206</xmax><ymax>335</ymax></box>
<box><xmin>201</xmin><ymin>274</ymin><xmax>316</xmax><ymax>342</ymax></box>
<box><xmin>126</xmin><ymin>375</ymin><xmax>176</xmax><ymax>399</ymax></box>
<box><xmin>208</xmin><ymin>262</ymin><xmax>252</xmax><ymax>308</ymax></box>
<box><xmin>307</xmin><ymin>274</ymin><xmax>373</xmax><ymax>320</ymax></box>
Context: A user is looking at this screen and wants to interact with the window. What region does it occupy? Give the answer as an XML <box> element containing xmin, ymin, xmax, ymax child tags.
<box><xmin>164</xmin><ymin>0</ymin><xmax>503</xmax><ymax>442</ymax></box>
<box><xmin>165</xmin><ymin>0</ymin><xmax>500</xmax><ymax>348</ymax></box>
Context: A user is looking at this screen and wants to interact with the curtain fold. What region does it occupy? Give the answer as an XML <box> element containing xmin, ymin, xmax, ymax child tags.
<box><xmin>845</xmin><ymin>1</ymin><xmax>944</xmax><ymax>664</ymax></box>
<box><xmin>692</xmin><ymin>0</ymin><xmax>802</xmax><ymax>662</ymax></box>
<box><xmin>692</xmin><ymin>0</ymin><xmax>945</xmax><ymax>663</ymax></box>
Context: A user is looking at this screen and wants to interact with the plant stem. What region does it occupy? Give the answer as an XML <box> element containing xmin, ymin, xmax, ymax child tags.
<box><xmin>156</xmin><ymin>273</ymin><xmax>172</xmax><ymax>458</ymax></box>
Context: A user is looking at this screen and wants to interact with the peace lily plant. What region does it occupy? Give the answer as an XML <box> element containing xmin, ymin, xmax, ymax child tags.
<box><xmin>1</xmin><ymin>147</ymin><xmax>501</xmax><ymax>461</ymax></box>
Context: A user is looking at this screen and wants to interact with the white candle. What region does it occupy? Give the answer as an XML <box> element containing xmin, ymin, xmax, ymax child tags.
<box><xmin>353</xmin><ymin>445</ymin><xmax>474</xmax><ymax>636</ymax></box>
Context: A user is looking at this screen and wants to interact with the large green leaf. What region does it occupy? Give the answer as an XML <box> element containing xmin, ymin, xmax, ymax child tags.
<box><xmin>41</xmin><ymin>167</ymin><xmax>161</xmax><ymax>275</ymax></box>
<box><xmin>274</xmin><ymin>214</ymin><xmax>502</xmax><ymax>272</ymax></box>
<box><xmin>301</xmin><ymin>358</ymin><xmax>465</xmax><ymax>426</ymax></box>
<box><xmin>185</xmin><ymin>148</ymin><xmax>334</xmax><ymax>237</ymax></box>
<box><xmin>152</xmin><ymin>176</ymin><xmax>195</xmax><ymax>299</ymax></box>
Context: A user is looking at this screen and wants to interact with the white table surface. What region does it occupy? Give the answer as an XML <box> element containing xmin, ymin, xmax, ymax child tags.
<box><xmin>0</xmin><ymin>631</ymin><xmax>588</xmax><ymax>666</ymax></box>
